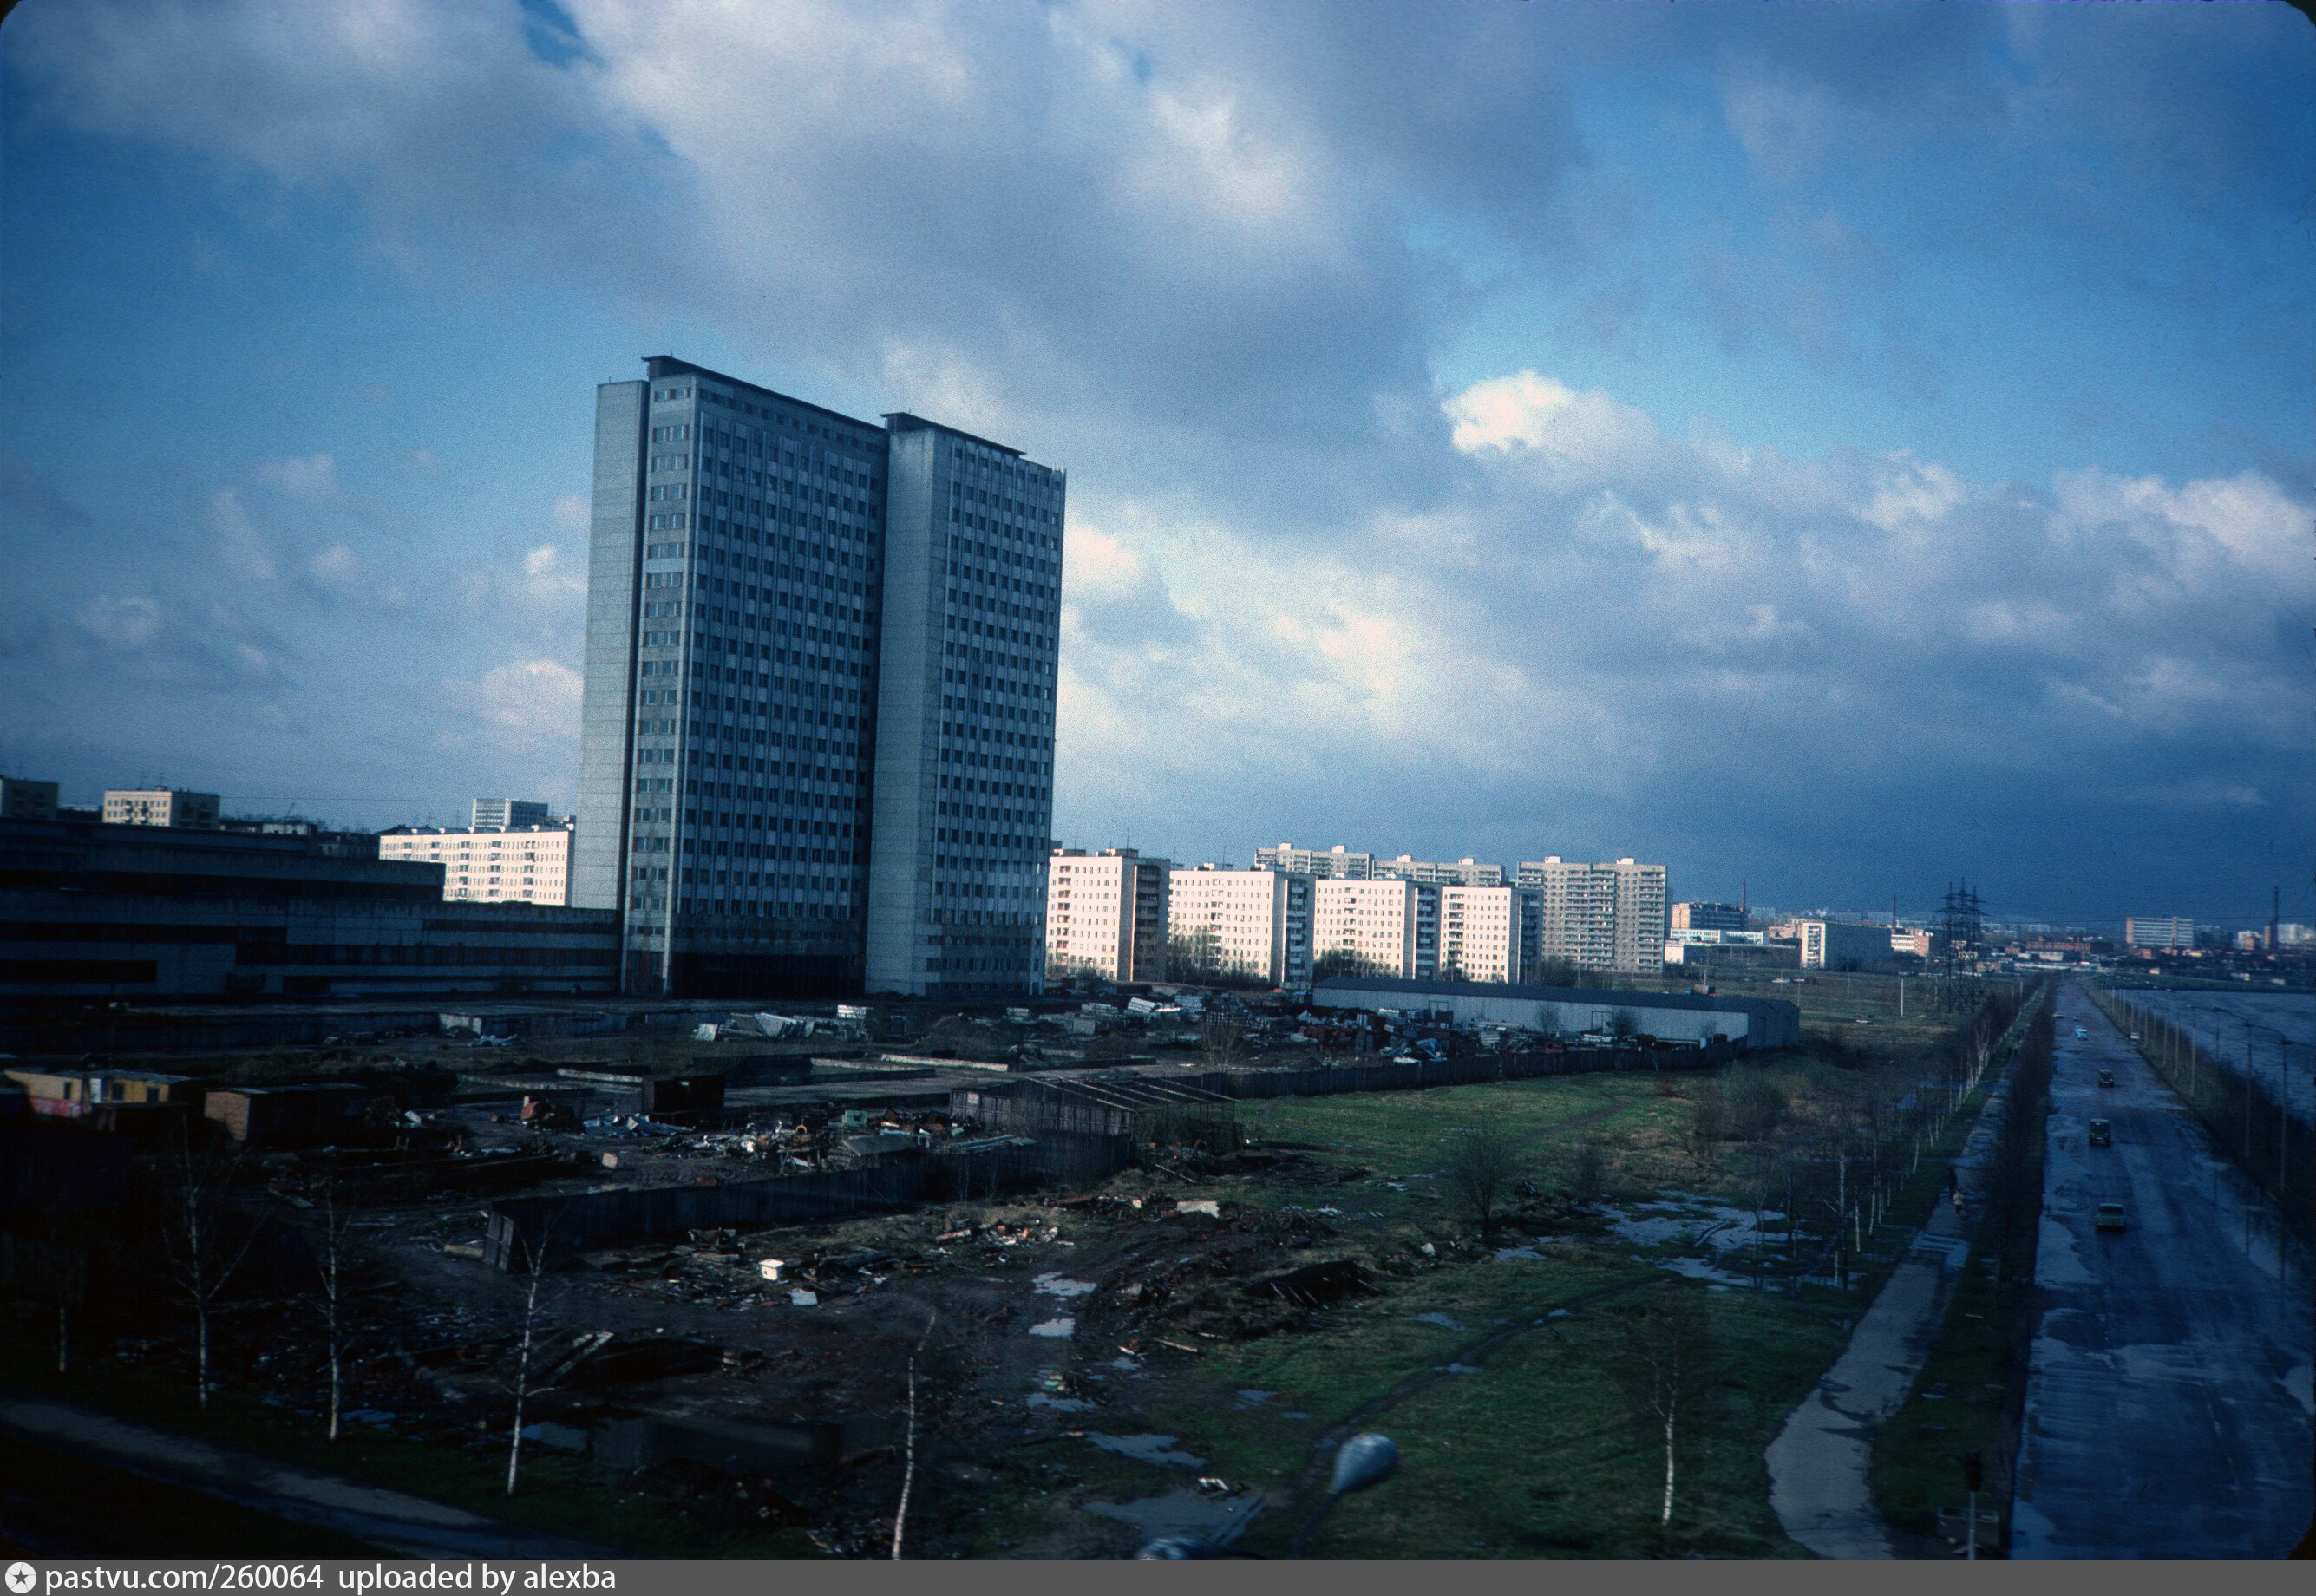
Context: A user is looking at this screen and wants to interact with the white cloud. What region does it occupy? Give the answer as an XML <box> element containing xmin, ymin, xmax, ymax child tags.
<box><xmin>75</xmin><ymin>594</ymin><xmax>162</xmax><ymax>647</ymax></box>
<box><xmin>550</xmin><ymin>494</ymin><xmax>587</xmax><ymax>533</ymax></box>
<box><xmin>444</xmin><ymin>658</ymin><xmax>584</xmax><ymax>748</ymax></box>
<box><xmin>258</xmin><ymin>452</ymin><xmax>339</xmax><ymax>500</ymax></box>
<box><xmin>207</xmin><ymin>487</ymin><xmax>276</xmax><ymax>584</ymax></box>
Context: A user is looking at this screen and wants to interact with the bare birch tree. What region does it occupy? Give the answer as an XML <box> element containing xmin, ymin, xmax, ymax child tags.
<box><xmin>1608</xmin><ymin>1292</ymin><xmax>1715</xmax><ymax>1528</ymax></box>
<box><xmin>505</xmin><ymin>1210</ymin><xmax>563</xmax><ymax>1495</ymax></box>
<box><xmin>301</xmin><ymin>1174</ymin><xmax>377</xmax><ymax>1442</ymax></box>
<box><xmin>160</xmin><ymin>1125</ymin><xmax>261</xmax><ymax>1410</ymax></box>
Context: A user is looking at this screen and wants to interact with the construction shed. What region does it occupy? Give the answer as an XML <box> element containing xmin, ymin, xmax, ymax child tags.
<box><xmin>952</xmin><ymin>1075</ymin><xmax>1238</xmax><ymax>1155</ymax></box>
<box><xmin>201</xmin><ymin>1083</ymin><xmax>372</xmax><ymax>1147</ymax></box>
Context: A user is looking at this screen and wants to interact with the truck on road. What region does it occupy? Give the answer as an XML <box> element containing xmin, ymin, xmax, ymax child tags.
<box><xmin>2096</xmin><ymin>1202</ymin><xmax>2128</xmax><ymax>1233</ymax></box>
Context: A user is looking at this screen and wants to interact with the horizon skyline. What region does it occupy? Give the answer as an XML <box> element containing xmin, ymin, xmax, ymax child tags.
<box><xmin>2</xmin><ymin>2</ymin><xmax>2309</xmax><ymax>933</ymax></box>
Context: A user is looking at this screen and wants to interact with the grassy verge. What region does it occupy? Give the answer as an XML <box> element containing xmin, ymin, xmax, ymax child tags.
<box><xmin>1870</xmin><ymin>990</ymin><xmax>2052</xmax><ymax>1555</ymax></box>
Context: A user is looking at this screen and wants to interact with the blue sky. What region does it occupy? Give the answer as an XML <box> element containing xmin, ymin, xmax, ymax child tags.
<box><xmin>2</xmin><ymin>0</ymin><xmax>2309</xmax><ymax>930</ymax></box>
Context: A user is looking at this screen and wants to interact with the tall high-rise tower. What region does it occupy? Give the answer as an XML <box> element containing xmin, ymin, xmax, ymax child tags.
<box><xmin>572</xmin><ymin>358</ymin><xmax>1063</xmax><ymax>998</ymax></box>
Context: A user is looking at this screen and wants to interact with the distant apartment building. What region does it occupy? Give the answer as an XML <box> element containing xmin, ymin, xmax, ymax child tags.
<box><xmin>2277</xmin><ymin>923</ymin><xmax>2313</xmax><ymax>948</ymax></box>
<box><xmin>1889</xmin><ymin>926</ymin><xmax>1937</xmax><ymax>959</ymax></box>
<box><xmin>1672</xmin><ymin>901</ymin><xmax>1746</xmax><ymax>932</ymax></box>
<box><xmin>1167</xmin><ymin>865</ymin><xmax>1312</xmax><ymax>987</ymax></box>
<box><xmin>0</xmin><ymin>778</ymin><xmax>60</xmax><ymax>822</ymax></box>
<box><xmin>1045</xmin><ymin>848</ymin><xmax>1169</xmax><ymax>983</ymax></box>
<box><xmin>380</xmin><ymin>822</ymin><xmax>575</xmax><ymax>906</ymax></box>
<box><xmin>1437</xmin><ymin>884</ymin><xmax>1534</xmax><ymax>984</ymax></box>
<box><xmin>102</xmin><ymin>788</ymin><xmax>220</xmax><ymax>829</ymax></box>
<box><xmin>1783</xmin><ymin>918</ymin><xmax>1892</xmax><ymax>971</ymax></box>
<box><xmin>1516</xmin><ymin>856</ymin><xmax>1669</xmax><ymax>974</ymax></box>
<box><xmin>1254</xmin><ymin>842</ymin><xmax>1377</xmax><ymax>880</ymax></box>
<box><xmin>1377</xmin><ymin>854</ymin><xmax>1507</xmax><ymax>887</ymax></box>
<box><xmin>2124</xmin><ymin>916</ymin><xmax>2196</xmax><ymax>950</ymax></box>
<box><xmin>1312</xmin><ymin>877</ymin><xmax>1438</xmax><ymax>980</ymax></box>
<box><xmin>473</xmin><ymin>799</ymin><xmax>552</xmax><ymax>832</ymax></box>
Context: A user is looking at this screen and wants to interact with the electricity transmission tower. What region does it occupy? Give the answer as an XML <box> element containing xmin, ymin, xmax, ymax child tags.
<box><xmin>1934</xmin><ymin>881</ymin><xmax>1985</xmax><ymax>1011</ymax></box>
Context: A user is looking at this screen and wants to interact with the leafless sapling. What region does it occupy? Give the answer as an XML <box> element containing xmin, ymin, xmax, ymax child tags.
<box><xmin>1607</xmin><ymin>1291</ymin><xmax>1715</xmax><ymax>1528</ymax></box>
<box><xmin>160</xmin><ymin>1123</ymin><xmax>263</xmax><ymax>1410</ymax></box>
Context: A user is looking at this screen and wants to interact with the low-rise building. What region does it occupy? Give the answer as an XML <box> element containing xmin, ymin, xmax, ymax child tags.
<box><xmin>380</xmin><ymin>822</ymin><xmax>574</xmax><ymax>906</ymax></box>
<box><xmin>3</xmin><ymin>1068</ymin><xmax>195</xmax><ymax>1120</ymax></box>
<box><xmin>1046</xmin><ymin>848</ymin><xmax>1170</xmax><ymax>983</ymax></box>
<box><xmin>1672</xmin><ymin>901</ymin><xmax>1746</xmax><ymax>932</ymax></box>
<box><xmin>1312</xmin><ymin>876</ymin><xmax>1438</xmax><ymax>980</ymax></box>
<box><xmin>0</xmin><ymin>815</ymin><xmax>618</xmax><ymax>1001</ymax></box>
<box><xmin>1311</xmin><ymin>976</ymin><xmax>1800</xmax><ymax>1050</ymax></box>
<box><xmin>1782</xmin><ymin>918</ymin><xmax>1894</xmax><ymax>971</ymax></box>
<box><xmin>102</xmin><ymin>788</ymin><xmax>220</xmax><ymax>829</ymax></box>
<box><xmin>1167</xmin><ymin>865</ymin><xmax>1312</xmax><ymax>987</ymax></box>
<box><xmin>1663</xmin><ymin>928</ymin><xmax>1800</xmax><ymax>969</ymax></box>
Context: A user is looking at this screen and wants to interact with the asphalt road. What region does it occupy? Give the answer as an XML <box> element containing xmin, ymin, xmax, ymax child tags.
<box><xmin>2010</xmin><ymin>981</ymin><xmax>2313</xmax><ymax>1557</ymax></box>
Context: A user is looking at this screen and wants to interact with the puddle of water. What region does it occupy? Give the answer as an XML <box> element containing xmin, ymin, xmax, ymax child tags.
<box><xmin>1493</xmin><ymin>1245</ymin><xmax>1546</xmax><ymax>1261</ymax></box>
<box><xmin>1035</xmin><ymin>1273</ymin><xmax>1097</xmax><ymax>1299</ymax></box>
<box><xmin>1029</xmin><ymin>1317</ymin><xmax>1076</xmax><ymax>1338</ymax></box>
<box><xmin>1107</xmin><ymin>1355</ymin><xmax>1142</xmax><ymax>1372</ymax></box>
<box><xmin>1443</xmin><ymin>1362</ymin><xmax>1482</xmax><ymax>1375</ymax></box>
<box><xmin>1233</xmin><ymin>1390</ymin><xmax>1274</xmax><ymax>1409</ymax></box>
<box><xmin>1410</xmin><ymin>1311</ymin><xmax>1468</xmax><ymax>1331</ymax></box>
<box><xmin>1026</xmin><ymin>1392</ymin><xmax>1095</xmax><ymax>1413</ymax></box>
<box><xmin>1083</xmin><ymin>1489</ymin><xmax>1263</xmax><ymax>1541</ymax></box>
<box><xmin>1086</xmin><ymin>1432</ymin><xmax>1204</xmax><ymax>1468</ymax></box>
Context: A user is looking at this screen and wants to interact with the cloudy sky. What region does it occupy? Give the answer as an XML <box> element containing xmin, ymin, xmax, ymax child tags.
<box><xmin>2</xmin><ymin>0</ymin><xmax>2309</xmax><ymax>928</ymax></box>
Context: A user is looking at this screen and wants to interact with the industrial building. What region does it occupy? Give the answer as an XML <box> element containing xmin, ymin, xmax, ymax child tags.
<box><xmin>1310</xmin><ymin>976</ymin><xmax>1800</xmax><ymax>1050</ymax></box>
<box><xmin>0</xmin><ymin>815</ymin><xmax>618</xmax><ymax>1002</ymax></box>
<box><xmin>1782</xmin><ymin>918</ymin><xmax>1896</xmax><ymax>971</ymax></box>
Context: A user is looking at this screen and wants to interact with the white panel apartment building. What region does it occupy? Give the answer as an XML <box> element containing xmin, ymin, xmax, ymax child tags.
<box><xmin>1516</xmin><ymin>856</ymin><xmax>1669</xmax><ymax>974</ymax></box>
<box><xmin>102</xmin><ymin>788</ymin><xmax>221</xmax><ymax>829</ymax></box>
<box><xmin>1377</xmin><ymin>855</ymin><xmax>1507</xmax><ymax>886</ymax></box>
<box><xmin>380</xmin><ymin>825</ymin><xmax>574</xmax><ymax>906</ymax></box>
<box><xmin>1254</xmin><ymin>843</ymin><xmax>1377</xmax><ymax>880</ymax></box>
<box><xmin>1168</xmin><ymin>866</ymin><xmax>1313</xmax><ymax>987</ymax></box>
<box><xmin>1312</xmin><ymin>877</ymin><xmax>1438</xmax><ymax>980</ymax></box>
<box><xmin>1045</xmin><ymin>848</ymin><xmax>1169</xmax><ymax>982</ymax></box>
<box><xmin>1438</xmin><ymin>885</ymin><xmax>1536</xmax><ymax>984</ymax></box>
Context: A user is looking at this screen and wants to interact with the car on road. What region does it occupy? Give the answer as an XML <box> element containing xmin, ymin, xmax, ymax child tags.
<box><xmin>2128</xmin><ymin>1032</ymin><xmax>2140</xmax><ymax>1042</ymax></box>
<box><xmin>2089</xmin><ymin>1119</ymin><xmax>2111</xmax><ymax>1147</ymax></box>
<box><xmin>2097</xmin><ymin>1069</ymin><xmax>2115</xmax><ymax>1088</ymax></box>
<box><xmin>2075</xmin><ymin>1027</ymin><xmax>2090</xmax><ymax>1039</ymax></box>
<box><xmin>2095</xmin><ymin>1202</ymin><xmax>2127</xmax><ymax>1233</ymax></box>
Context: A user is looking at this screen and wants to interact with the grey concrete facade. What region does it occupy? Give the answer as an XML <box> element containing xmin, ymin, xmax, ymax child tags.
<box><xmin>572</xmin><ymin>379</ymin><xmax>647</xmax><ymax>919</ymax></box>
<box><xmin>866</xmin><ymin>415</ymin><xmax>1063</xmax><ymax>998</ymax></box>
<box><xmin>578</xmin><ymin>359</ymin><xmax>1062</xmax><ymax>1001</ymax></box>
